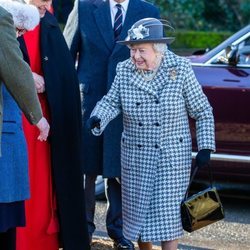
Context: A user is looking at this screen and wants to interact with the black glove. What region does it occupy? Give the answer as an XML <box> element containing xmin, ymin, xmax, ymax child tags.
<box><xmin>195</xmin><ymin>149</ymin><xmax>211</xmax><ymax>168</ymax></box>
<box><xmin>86</xmin><ymin>116</ymin><xmax>101</xmax><ymax>130</ymax></box>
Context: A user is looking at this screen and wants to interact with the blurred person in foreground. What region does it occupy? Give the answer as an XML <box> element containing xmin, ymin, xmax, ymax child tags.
<box><xmin>0</xmin><ymin>1</ymin><xmax>48</xmax><ymax>249</ymax></box>
<box><xmin>15</xmin><ymin>0</ymin><xmax>90</xmax><ymax>249</ymax></box>
<box><xmin>87</xmin><ymin>18</ymin><xmax>215</xmax><ymax>250</ymax></box>
<box><xmin>63</xmin><ymin>1</ymin><xmax>160</xmax><ymax>248</ymax></box>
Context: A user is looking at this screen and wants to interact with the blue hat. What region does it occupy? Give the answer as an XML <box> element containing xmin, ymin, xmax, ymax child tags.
<box><xmin>117</xmin><ymin>18</ymin><xmax>175</xmax><ymax>45</ymax></box>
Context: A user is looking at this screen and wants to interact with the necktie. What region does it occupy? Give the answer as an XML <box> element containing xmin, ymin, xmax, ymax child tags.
<box><xmin>114</xmin><ymin>4</ymin><xmax>123</xmax><ymax>39</ymax></box>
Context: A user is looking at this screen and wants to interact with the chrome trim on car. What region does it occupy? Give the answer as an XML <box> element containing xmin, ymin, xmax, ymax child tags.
<box><xmin>192</xmin><ymin>152</ymin><xmax>250</xmax><ymax>163</ymax></box>
<box><xmin>191</xmin><ymin>62</ymin><xmax>250</xmax><ymax>68</ymax></box>
<box><xmin>191</xmin><ymin>63</ymin><xmax>228</xmax><ymax>67</ymax></box>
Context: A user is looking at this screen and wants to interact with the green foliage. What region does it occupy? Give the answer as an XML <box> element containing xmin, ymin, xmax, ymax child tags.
<box><xmin>149</xmin><ymin>0</ymin><xmax>250</xmax><ymax>32</ymax></box>
<box><xmin>171</xmin><ymin>30</ymin><xmax>232</xmax><ymax>49</ymax></box>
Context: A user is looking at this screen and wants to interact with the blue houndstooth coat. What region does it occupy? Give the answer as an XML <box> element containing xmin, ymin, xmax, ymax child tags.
<box><xmin>90</xmin><ymin>49</ymin><xmax>215</xmax><ymax>241</ymax></box>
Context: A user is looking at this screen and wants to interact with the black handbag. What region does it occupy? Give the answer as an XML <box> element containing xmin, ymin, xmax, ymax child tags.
<box><xmin>181</xmin><ymin>165</ymin><xmax>225</xmax><ymax>232</ymax></box>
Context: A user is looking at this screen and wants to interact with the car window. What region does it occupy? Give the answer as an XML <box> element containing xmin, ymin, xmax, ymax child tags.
<box><xmin>237</xmin><ymin>37</ymin><xmax>250</xmax><ymax>65</ymax></box>
<box><xmin>211</xmin><ymin>34</ymin><xmax>250</xmax><ymax>66</ymax></box>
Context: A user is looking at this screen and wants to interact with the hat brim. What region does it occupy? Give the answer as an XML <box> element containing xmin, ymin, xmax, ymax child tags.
<box><xmin>117</xmin><ymin>37</ymin><xmax>175</xmax><ymax>45</ymax></box>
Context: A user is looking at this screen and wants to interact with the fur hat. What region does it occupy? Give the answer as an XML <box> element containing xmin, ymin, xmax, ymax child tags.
<box><xmin>0</xmin><ymin>0</ymin><xmax>39</xmax><ymax>30</ymax></box>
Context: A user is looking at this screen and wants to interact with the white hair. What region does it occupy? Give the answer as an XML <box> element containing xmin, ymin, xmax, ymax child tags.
<box><xmin>153</xmin><ymin>43</ymin><xmax>168</xmax><ymax>55</ymax></box>
<box><xmin>0</xmin><ymin>0</ymin><xmax>39</xmax><ymax>30</ymax></box>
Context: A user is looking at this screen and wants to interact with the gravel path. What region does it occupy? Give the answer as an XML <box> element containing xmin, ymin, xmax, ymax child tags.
<box><xmin>93</xmin><ymin>197</ymin><xmax>250</xmax><ymax>250</ymax></box>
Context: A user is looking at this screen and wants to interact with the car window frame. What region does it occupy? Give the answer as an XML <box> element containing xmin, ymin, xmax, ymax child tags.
<box><xmin>205</xmin><ymin>32</ymin><xmax>250</xmax><ymax>67</ymax></box>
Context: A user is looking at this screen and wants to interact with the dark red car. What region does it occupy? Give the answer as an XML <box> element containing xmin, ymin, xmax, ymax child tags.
<box><xmin>189</xmin><ymin>25</ymin><xmax>250</xmax><ymax>197</ymax></box>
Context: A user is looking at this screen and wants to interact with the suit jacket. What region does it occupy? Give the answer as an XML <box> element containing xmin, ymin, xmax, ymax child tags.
<box><xmin>18</xmin><ymin>12</ymin><xmax>90</xmax><ymax>250</ymax></box>
<box><xmin>64</xmin><ymin>0</ymin><xmax>160</xmax><ymax>177</ymax></box>
<box><xmin>0</xmin><ymin>86</ymin><xmax>29</xmax><ymax>202</ymax></box>
<box><xmin>0</xmin><ymin>7</ymin><xmax>42</xmax><ymax>153</ymax></box>
<box><xmin>90</xmin><ymin>50</ymin><xmax>216</xmax><ymax>241</ymax></box>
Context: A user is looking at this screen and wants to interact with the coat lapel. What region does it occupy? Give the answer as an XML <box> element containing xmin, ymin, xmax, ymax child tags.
<box><xmin>40</xmin><ymin>12</ymin><xmax>57</xmax><ymax>63</ymax></box>
<box><xmin>94</xmin><ymin>0</ymin><xmax>115</xmax><ymax>52</ymax></box>
<box><xmin>127</xmin><ymin>62</ymin><xmax>158</xmax><ymax>98</ymax></box>
<box><xmin>153</xmin><ymin>50</ymin><xmax>179</xmax><ymax>93</ymax></box>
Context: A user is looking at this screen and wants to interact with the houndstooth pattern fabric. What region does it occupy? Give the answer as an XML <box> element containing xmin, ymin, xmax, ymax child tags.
<box><xmin>91</xmin><ymin>49</ymin><xmax>215</xmax><ymax>241</ymax></box>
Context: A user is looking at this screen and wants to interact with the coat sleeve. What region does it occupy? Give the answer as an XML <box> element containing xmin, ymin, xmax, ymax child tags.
<box><xmin>90</xmin><ymin>64</ymin><xmax>123</xmax><ymax>136</ymax></box>
<box><xmin>63</xmin><ymin>0</ymin><xmax>81</xmax><ymax>61</ymax></box>
<box><xmin>182</xmin><ymin>60</ymin><xmax>216</xmax><ymax>152</ymax></box>
<box><xmin>0</xmin><ymin>10</ymin><xmax>42</xmax><ymax>124</ymax></box>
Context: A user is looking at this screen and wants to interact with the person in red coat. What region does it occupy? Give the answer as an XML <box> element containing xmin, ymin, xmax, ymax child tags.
<box><xmin>15</xmin><ymin>0</ymin><xmax>90</xmax><ymax>249</ymax></box>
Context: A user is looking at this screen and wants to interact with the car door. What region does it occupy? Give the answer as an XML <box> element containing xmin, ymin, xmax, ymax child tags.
<box><xmin>191</xmin><ymin>34</ymin><xmax>250</xmax><ymax>183</ymax></box>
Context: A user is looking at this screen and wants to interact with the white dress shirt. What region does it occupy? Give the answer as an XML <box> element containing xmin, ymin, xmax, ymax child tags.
<box><xmin>110</xmin><ymin>0</ymin><xmax>130</xmax><ymax>27</ymax></box>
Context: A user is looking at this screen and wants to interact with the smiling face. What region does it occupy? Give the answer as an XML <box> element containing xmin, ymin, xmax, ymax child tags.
<box><xmin>129</xmin><ymin>43</ymin><xmax>159</xmax><ymax>71</ymax></box>
<box><xmin>25</xmin><ymin>0</ymin><xmax>52</xmax><ymax>17</ymax></box>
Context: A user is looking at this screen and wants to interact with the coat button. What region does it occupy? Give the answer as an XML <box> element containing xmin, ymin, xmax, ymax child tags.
<box><xmin>179</xmin><ymin>137</ymin><xmax>183</xmax><ymax>142</ymax></box>
<box><xmin>138</xmin><ymin>122</ymin><xmax>143</xmax><ymax>126</ymax></box>
<box><xmin>155</xmin><ymin>144</ymin><xmax>159</xmax><ymax>149</ymax></box>
<box><xmin>154</xmin><ymin>122</ymin><xmax>160</xmax><ymax>126</ymax></box>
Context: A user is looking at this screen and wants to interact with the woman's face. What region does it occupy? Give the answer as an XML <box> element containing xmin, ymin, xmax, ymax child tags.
<box><xmin>25</xmin><ymin>0</ymin><xmax>52</xmax><ymax>17</ymax></box>
<box><xmin>130</xmin><ymin>43</ymin><xmax>158</xmax><ymax>71</ymax></box>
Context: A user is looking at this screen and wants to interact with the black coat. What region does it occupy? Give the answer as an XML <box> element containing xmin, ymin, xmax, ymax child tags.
<box><xmin>19</xmin><ymin>12</ymin><xmax>90</xmax><ymax>250</ymax></box>
<box><xmin>64</xmin><ymin>0</ymin><xmax>160</xmax><ymax>177</ymax></box>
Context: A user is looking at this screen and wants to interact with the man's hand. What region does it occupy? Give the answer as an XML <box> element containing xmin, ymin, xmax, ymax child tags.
<box><xmin>36</xmin><ymin>117</ymin><xmax>50</xmax><ymax>141</ymax></box>
<box><xmin>195</xmin><ymin>149</ymin><xmax>211</xmax><ymax>168</ymax></box>
<box><xmin>32</xmin><ymin>72</ymin><xmax>45</xmax><ymax>93</ymax></box>
<box><xmin>86</xmin><ymin>116</ymin><xmax>101</xmax><ymax>130</ymax></box>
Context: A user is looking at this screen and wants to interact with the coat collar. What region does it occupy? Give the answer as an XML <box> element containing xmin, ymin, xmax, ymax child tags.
<box><xmin>40</xmin><ymin>11</ymin><xmax>57</xmax><ymax>56</ymax></box>
<box><xmin>40</xmin><ymin>11</ymin><xmax>57</xmax><ymax>36</ymax></box>
<box><xmin>153</xmin><ymin>50</ymin><xmax>179</xmax><ymax>93</ymax></box>
<box><xmin>127</xmin><ymin>50</ymin><xmax>180</xmax><ymax>97</ymax></box>
<box><xmin>41</xmin><ymin>11</ymin><xmax>58</xmax><ymax>28</ymax></box>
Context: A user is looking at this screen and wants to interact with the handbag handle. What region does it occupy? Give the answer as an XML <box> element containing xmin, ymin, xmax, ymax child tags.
<box><xmin>184</xmin><ymin>164</ymin><xmax>214</xmax><ymax>200</ymax></box>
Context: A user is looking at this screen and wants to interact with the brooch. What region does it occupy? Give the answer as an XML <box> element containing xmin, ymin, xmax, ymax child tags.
<box><xmin>169</xmin><ymin>68</ymin><xmax>177</xmax><ymax>81</ymax></box>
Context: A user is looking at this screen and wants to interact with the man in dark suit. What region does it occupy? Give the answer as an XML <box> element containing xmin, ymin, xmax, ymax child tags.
<box><xmin>64</xmin><ymin>1</ymin><xmax>160</xmax><ymax>249</ymax></box>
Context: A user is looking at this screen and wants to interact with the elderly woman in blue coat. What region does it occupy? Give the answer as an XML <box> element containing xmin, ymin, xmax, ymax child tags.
<box><xmin>87</xmin><ymin>18</ymin><xmax>215</xmax><ymax>250</ymax></box>
<box><xmin>0</xmin><ymin>1</ymin><xmax>39</xmax><ymax>249</ymax></box>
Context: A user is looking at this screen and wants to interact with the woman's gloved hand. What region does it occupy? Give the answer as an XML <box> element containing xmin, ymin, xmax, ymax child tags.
<box><xmin>195</xmin><ymin>149</ymin><xmax>211</xmax><ymax>168</ymax></box>
<box><xmin>86</xmin><ymin>116</ymin><xmax>101</xmax><ymax>130</ymax></box>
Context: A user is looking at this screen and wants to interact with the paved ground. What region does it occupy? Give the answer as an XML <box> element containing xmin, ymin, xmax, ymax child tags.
<box><xmin>92</xmin><ymin>197</ymin><xmax>250</xmax><ymax>250</ymax></box>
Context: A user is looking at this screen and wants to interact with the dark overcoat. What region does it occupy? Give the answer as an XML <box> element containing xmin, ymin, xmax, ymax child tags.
<box><xmin>63</xmin><ymin>0</ymin><xmax>160</xmax><ymax>177</ymax></box>
<box><xmin>18</xmin><ymin>12</ymin><xmax>90</xmax><ymax>250</ymax></box>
